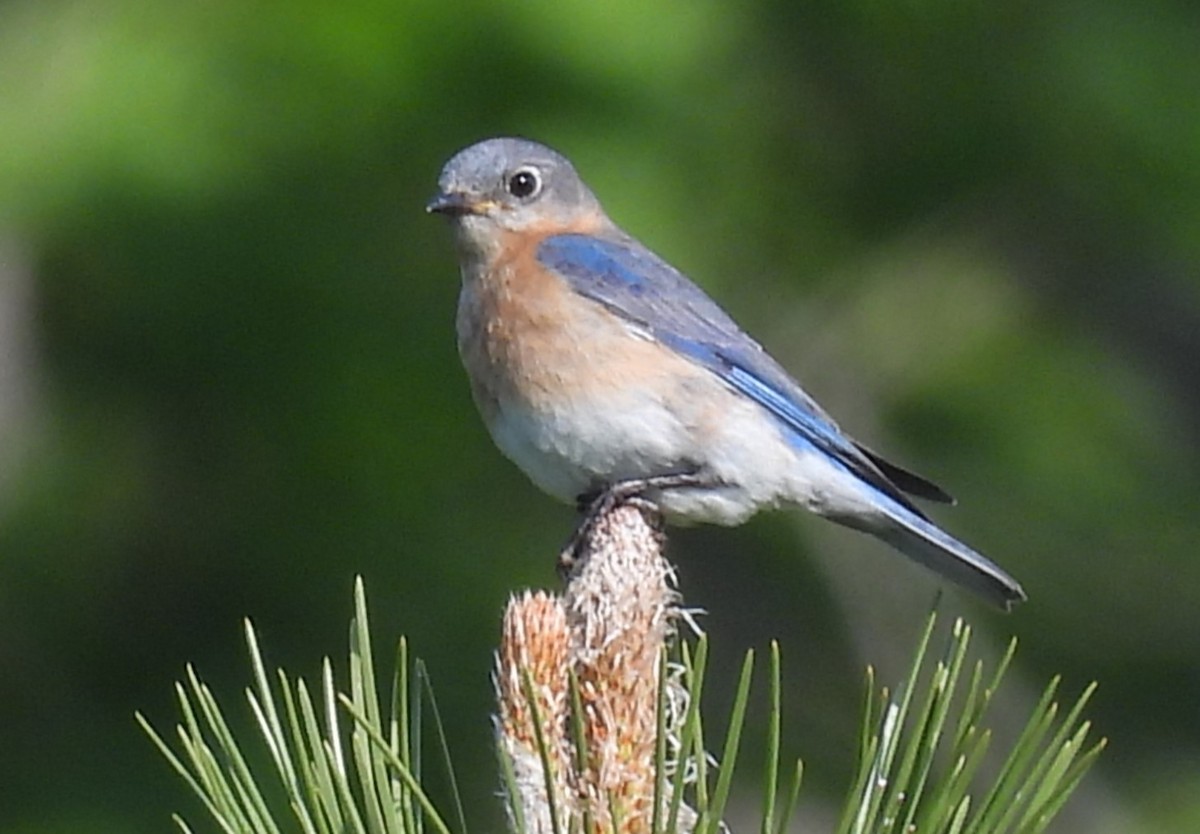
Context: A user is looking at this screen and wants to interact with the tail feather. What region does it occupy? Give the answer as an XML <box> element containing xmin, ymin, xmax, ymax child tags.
<box><xmin>853</xmin><ymin>442</ymin><xmax>956</xmax><ymax>505</ymax></box>
<box><xmin>870</xmin><ymin>505</ymin><xmax>1026</xmax><ymax>610</ymax></box>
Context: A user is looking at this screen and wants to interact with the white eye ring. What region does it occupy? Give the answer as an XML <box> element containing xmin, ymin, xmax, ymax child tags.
<box><xmin>506</xmin><ymin>166</ymin><xmax>542</xmax><ymax>200</ymax></box>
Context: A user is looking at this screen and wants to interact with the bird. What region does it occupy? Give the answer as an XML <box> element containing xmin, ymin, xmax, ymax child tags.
<box><xmin>427</xmin><ymin>137</ymin><xmax>1026</xmax><ymax>609</ymax></box>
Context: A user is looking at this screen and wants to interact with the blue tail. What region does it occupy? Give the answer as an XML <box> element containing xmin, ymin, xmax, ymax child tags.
<box><xmin>869</xmin><ymin>500</ymin><xmax>1026</xmax><ymax>609</ymax></box>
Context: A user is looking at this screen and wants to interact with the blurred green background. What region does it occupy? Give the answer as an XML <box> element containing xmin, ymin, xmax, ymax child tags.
<box><xmin>1</xmin><ymin>0</ymin><xmax>1198</xmax><ymax>831</ymax></box>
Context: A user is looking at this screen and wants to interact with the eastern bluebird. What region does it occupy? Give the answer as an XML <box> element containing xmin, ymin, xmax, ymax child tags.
<box><xmin>427</xmin><ymin>137</ymin><xmax>1026</xmax><ymax>609</ymax></box>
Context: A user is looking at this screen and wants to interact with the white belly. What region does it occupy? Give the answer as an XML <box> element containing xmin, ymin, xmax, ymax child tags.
<box><xmin>484</xmin><ymin>372</ymin><xmax>824</xmax><ymax>527</ymax></box>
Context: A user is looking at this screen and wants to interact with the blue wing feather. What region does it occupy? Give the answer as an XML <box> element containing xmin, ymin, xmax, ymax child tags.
<box><xmin>537</xmin><ymin>232</ymin><xmax>933</xmax><ymax>517</ymax></box>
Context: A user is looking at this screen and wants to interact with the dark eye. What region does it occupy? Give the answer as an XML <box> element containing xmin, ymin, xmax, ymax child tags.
<box><xmin>506</xmin><ymin>166</ymin><xmax>542</xmax><ymax>199</ymax></box>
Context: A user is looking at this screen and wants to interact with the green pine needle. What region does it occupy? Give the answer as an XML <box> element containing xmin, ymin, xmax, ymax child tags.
<box><xmin>698</xmin><ymin>649</ymin><xmax>755</xmax><ymax>834</ymax></box>
<box><xmin>838</xmin><ymin>612</ymin><xmax>1105</xmax><ymax>834</ymax></box>
<box><xmin>140</xmin><ymin>580</ymin><xmax>1102</xmax><ymax>834</ymax></box>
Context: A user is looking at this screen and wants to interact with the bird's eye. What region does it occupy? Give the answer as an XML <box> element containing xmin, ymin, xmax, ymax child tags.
<box><xmin>506</xmin><ymin>167</ymin><xmax>542</xmax><ymax>200</ymax></box>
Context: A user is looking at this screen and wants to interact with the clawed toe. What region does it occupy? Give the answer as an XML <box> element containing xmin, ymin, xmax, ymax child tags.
<box><xmin>560</xmin><ymin>469</ymin><xmax>710</xmax><ymax>573</ymax></box>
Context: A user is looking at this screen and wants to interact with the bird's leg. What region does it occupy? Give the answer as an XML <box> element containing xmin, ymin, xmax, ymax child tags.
<box><xmin>558</xmin><ymin>468</ymin><xmax>711</xmax><ymax>574</ymax></box>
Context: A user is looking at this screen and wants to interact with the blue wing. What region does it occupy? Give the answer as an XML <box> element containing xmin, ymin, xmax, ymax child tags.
<box><xmin>537</xmin><ymin>232</ymin><xmax>950</xmax><ymax>516</ymax></box>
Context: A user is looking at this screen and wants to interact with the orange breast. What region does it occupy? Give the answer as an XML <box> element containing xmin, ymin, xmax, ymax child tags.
<box><xmin>456</xmin><ymin>226</ymin><xmax>700</xmax><ymax>422</ymax></box>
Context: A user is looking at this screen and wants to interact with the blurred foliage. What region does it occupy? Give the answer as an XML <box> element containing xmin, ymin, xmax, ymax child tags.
<box><xmin>0</xmin><ymin>0</ymin><xmax>1197</xmax><ymax>832</ymax></box>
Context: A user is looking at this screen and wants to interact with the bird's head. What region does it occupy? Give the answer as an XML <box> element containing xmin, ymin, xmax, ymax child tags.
<box><xmin>427</xmin><ymin>137</ymin><xmax>605</xmax><ymax>260</ymax></box>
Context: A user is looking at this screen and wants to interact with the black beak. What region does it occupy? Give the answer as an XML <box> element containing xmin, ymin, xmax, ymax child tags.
<box><xmin>425</xmin><ymin>191</ymin><xmax>473</xmax><ymax>216</ymax></box>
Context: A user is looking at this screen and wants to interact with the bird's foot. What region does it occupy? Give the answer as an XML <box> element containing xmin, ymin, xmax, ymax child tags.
<box><xmin>558</xmin><ymin>469</ymin><xmax>709</xmax><ymax>575</ymax></box>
